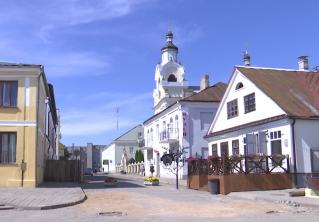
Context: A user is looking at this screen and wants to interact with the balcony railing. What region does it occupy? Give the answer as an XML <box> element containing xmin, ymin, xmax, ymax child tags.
<box><xmin>159</xmin><ymin>128</ymin><xmax>179</xmax><ymax>142</ymax></box>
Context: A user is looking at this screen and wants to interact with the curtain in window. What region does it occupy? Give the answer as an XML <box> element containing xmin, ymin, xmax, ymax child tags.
<box><xmin>258</xmin><ymin>131</ymin><xmax>267</xmax><ymax>154</ymax></box>
<box><xmin>9</xmin><ymin>134</ymin><xmax>16</xmax><ymax>163</ymax></box>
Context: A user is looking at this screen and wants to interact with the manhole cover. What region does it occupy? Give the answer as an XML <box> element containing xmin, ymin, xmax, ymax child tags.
<box><xmin>98</xmin><ymin>211</ymin><xmax>124</xmax><ymax>217</ymax></box>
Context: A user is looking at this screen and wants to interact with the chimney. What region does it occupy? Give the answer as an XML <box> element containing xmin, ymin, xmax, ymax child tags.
<box><xmin>200</xmin><ymin>75</ymin><xmax>209</xmax><ymax>91</ymax></box>
<box><xmin>244</xmin><ymin>50</ymin><xmax>251</xmax><ymax>66</ymax></box>
<box><xmin>298</xmin><ymin>56</ymin><xmax>309</xmax><ymax>71</ymax></box>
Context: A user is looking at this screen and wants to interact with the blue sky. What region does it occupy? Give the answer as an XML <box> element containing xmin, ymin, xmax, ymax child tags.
<box><xmin>0</xmin><ymin>0</ymin><xmax>318</xmax><ymax>146</ymax></box>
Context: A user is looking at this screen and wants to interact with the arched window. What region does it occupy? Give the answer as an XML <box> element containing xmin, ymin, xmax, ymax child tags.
<box><xmin>235</xmin><ymin>82</ymin><xmax>244</xmax><ymax>90</ymax></box>
<box><xmin>170</xmin><ymin>117</ymin><xmax>173</xmax><ymax>132</ymax></box>
<box><xmin>175</xmin><ymin>115</ymin><xmax>179</xmax><ymax>131</ymax></box>
<box><xmin>168</xmin><ymin>74</ymin><xmax>177</xmax><ymax>82</ymax></box>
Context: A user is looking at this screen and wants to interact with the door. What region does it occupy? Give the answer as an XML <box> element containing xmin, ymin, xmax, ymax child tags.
<box><xmin>311</xmin><ymin>149</ymin><xmax>319</xmax><ymax>173</ymax></box>
<box><xmin>220</xmin><ymin>142</ymin><xmax>229</xmax><ymax>157</ymax></box>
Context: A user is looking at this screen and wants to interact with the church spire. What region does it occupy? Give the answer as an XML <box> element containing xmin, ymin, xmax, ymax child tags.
<box><xmin>161</xmin><ymin>30</ymin><xmax>178</xmax><ymax>64</ymax></box>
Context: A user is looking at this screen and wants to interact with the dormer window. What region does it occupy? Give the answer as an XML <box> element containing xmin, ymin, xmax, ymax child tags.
<box><xmin>168</xmin><ymin>74</ymin><xmax>177</xmax><ymax>82</ymax></box>
<box><xmin>235</xmin><ymin>82</ymin><xmax>244</xmax><ymax>90</ymax></box>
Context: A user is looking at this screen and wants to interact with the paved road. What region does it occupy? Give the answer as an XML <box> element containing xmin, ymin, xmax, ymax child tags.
<box><xmin>0</xmin><ymin>174</ymin><xmax>318</xmax><ymax>222</ymax></box>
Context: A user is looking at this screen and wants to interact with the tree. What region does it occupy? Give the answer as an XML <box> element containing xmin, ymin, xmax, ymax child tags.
<box><xmin>135</xmin><ymin>149</ymin><xmax>144</xmax><ymax>163</ymax></box>
<box><xmin>128</xmin><ymin>158</ymin><xmax>135</xmax><ymax>164</ymax></box>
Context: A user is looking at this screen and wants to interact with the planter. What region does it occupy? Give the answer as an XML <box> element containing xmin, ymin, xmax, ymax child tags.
<box><xmin>144</xmin><ymin>180</ymin><xmax>159</xmax><ymax>186</ymax></box>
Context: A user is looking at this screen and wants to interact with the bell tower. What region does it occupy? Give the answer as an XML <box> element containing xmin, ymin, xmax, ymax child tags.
<box><xmin>161</xmin><ymin>31</ymin><xmax>178</xmax><ymax>65</ymax></box>
<box><xmin>153</xmin><ymin>31</ymin><xmax>190</xmax><ymax>114</ymax></box>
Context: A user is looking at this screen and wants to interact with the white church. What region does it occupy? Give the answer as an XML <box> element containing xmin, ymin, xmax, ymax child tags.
<box><xmin>143</xmin><ymin>31</ymin><xmax>227</xmax><ymax>179</ymax></box>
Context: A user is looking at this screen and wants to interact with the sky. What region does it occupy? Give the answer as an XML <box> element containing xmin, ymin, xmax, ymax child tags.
<box><xmin>0</xmin><ymin>0</ymin><xmax>318</xmax><ymax>146</ymax></box>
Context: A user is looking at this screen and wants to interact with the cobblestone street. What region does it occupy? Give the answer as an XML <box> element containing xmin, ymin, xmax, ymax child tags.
<box><xmin>0</xmin><ymin>174</ymin><xmax>319</xmax><ymax>222</ymax></box>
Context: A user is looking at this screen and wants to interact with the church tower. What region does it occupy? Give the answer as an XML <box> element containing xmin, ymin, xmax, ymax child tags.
<box><xmin>153</xmin><ymin>31</ymin><xmax>191</xmax><ymax>114</ymax></box>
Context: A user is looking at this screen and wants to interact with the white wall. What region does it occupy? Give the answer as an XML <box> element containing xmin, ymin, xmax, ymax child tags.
<box><xmin>210</xmin><ymin>69</ymin><xmax>286</xmax><ymax>134</ymax></box>
<box><xmin>295</xmin><ymin>119</ymin><xmax>319</xmax><ymax>173</ymax></box>
<box><xmin>144</xmin><ymin>101</ymin><xmax>219</xmax><ymax>179</ymax></box>
<box><xmin>102</xmin><ymin>144</ymin><xmax>116</xmax><ymax>172</ymax></box>
<box><xmin>208</xmin><ymin>119</ymin><xmax>292</xmax><ymax>164</ymax></box>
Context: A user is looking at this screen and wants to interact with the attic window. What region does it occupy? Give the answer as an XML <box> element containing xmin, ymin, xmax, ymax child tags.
<box><xmin>235</xmin><ymin>82</ymin><xmax>244</xmax><ymax>90</ymax></box>
<box><xmin>168</xmin><ymin>74</ymin><xmax>177</xmax><ymax>82</ymax></box>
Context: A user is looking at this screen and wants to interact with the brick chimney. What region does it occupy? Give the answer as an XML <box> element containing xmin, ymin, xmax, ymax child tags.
<box><xmin>298</xmin><ymin>56</ymin><xmax>309</xmax><ymax>71</ymax></box>
<box><xmin>200</xmin><ymin>75</ymin><xmax>209</xmax><ymax>91</ymax></box>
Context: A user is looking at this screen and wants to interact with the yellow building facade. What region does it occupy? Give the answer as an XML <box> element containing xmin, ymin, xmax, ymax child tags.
<box><xmin>0</xmin><ymin>63</ymin><xmax>58</xmax><ymax>187</ymax></box>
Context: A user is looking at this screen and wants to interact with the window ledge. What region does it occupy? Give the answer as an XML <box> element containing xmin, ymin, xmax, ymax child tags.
<box><xmin>0</xmin><ymin>163</ymin><xmax>19</xmax><ymax>167</ymax></box>
<box><xmin>0</xmin><ymin>106</ymin><xmax>18</xmax><ymax>109</ymax></box>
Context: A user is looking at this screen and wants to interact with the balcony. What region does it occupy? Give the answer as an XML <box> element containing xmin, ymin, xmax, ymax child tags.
<box><xmin>159</xmin><ymin>128</ymin><xmax>179</xmax><ymax>143</ymax></box>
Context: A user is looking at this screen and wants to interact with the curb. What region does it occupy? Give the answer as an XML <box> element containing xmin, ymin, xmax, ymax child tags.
<box><xmin>1</xmin><ymin>189</ymin><xmax>87</xmax><ymax>210</ymax></box>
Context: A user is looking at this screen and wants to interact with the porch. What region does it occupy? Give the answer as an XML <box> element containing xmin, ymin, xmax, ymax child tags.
<box><xmin>187</xmin><ymin>155</ymin><xmax>293</xmax><ymax>194</ymax></box>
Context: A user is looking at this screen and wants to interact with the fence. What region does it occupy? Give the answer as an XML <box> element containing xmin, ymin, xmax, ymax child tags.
<box><xmin>44</xmin><ymin>160</ymin><xmax>83</xmax><ymax>183</ymax></box>
<box><xmin>188</xmin><ymin>155</ymin><xmax>290</xmax><ymax>176</ymax></box>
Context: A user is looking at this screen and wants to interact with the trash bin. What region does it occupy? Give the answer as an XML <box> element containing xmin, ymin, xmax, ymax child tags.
<box><xmin>209</xmin><ymin>179</ymin><xmax>219</xmax><ymax>194</ymax></box>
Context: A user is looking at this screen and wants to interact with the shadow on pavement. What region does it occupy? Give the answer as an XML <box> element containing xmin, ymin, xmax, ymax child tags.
<box><xmin>40</xmin><ymin>174</ymin><xmax>145</xmax><ymax>189</ymax></box>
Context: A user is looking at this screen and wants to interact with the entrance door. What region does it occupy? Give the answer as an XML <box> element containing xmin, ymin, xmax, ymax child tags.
<box><xmin>311</xmin><ymin>149</ymin><xmax>319</xmax><ymax>173</ymax></box>
<box><xmin>220</xmin><ymin>142</ymin><xmax>229</xmax><ymax>157</ymax></box>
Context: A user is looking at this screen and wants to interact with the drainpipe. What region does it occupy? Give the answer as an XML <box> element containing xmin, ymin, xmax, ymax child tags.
<box><xmin>291</xmin><ymin>118</ymin><xmax>298</xmax><ymax>187</ymax></box>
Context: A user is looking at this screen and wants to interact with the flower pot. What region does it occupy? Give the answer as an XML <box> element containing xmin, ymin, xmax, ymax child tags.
<box><xmin>144</xmin><ymin>180</ymin><xmax>159</xmax><ymax>186</ymax></box>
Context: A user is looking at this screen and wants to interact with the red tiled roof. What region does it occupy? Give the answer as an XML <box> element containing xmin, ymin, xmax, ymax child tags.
<box><xmin>181</xmin><ymin>82</ymin><xmax>227</xmax><ymax>102</ymax></box>
<box><xmin>237</xmin><ymin>67</ymin><xmax>319</xmax><ymax>118</ymax></box>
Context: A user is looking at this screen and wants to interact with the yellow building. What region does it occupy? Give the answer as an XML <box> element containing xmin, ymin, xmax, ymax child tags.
<box><xmin>0</xmin><ymin>62</ymin><xmax>59</xmax><ymax>187</ymax></box>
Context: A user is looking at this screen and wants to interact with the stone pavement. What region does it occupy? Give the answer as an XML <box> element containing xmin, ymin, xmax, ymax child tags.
<box><xmin>0</xmin><ymin>186</ymin><xmax>86</xmax><ymax>210</ymax></box>
<box><xmin>110</xmin><ymin>172</ymin><xmax>188</xmax><ymax>187</ymax></box>
<box><xmin>228</xmin><ymin>189</ymin><xmax>319</xmax><ymax>209</ymax></box>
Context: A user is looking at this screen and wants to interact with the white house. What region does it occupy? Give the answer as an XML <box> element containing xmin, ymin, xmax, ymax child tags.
<box><xmin>205</xmin><ymin>55</ymin><xmax>319</xmax><ymax>187</ymax></box>
<box><xmin>102</xmin><ymin>125</ymin><xmax>144</xmax><ymax>173</ymax></box>
<box><xmin>143</xmin><ymin>31</ymin><xmax>227</xmax><ymax>179</ymax></box>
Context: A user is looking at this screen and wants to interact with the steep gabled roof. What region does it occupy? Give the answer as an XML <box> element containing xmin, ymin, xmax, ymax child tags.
<box><xmin>181</xmin><ymin>82</ymin><xmax>227</xmax><ymax>102</ymax></box>
<box><xmin>237</xmin><ymin>66</ymin><xmax>319</xmax><ymax>118</ymax></box>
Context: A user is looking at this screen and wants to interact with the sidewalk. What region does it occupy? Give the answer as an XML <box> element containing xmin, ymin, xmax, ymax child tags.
<box><xmin>109</xmin><ymin>173</ymin><xmax>188</xmax><ymax>187</ymax></box>
<box><xmin>0</xmin><ymin>186</ymin><xmax>86</xmax><ymax>210</ymax></box>
<box><xmin>228</xmin><ymin>189</ymin><xmax>319</xmax><ymax>209</ymax></box>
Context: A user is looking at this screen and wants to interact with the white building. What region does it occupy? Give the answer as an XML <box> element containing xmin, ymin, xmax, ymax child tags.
<box><xmin>143</xmin><ymin>31</ymin><xmax>227</xmax><ymax>179</ymax></box>
<box><xmin>102</xmin><ymin>125</ymin><xmax>144</xmax><ymax>173</ymax></box>
<box><xmin>205</xmin><ymin>55</ymin><xmax>319</xmax><ymax>187</ymax></box>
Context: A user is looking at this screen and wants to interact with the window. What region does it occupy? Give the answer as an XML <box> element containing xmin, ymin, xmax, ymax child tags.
<box><xmin>168</xmin><ymin>74</ymin><xmax>177</xmax><ymax>82</ymax></box>
<box><xmin>235</xmin><ymin>82</ymin><xmax>244</xmax><ymax>90</ymax></box>
<box><xmin>0</xmin><ymin>132</ymin><xmax>16</xmax><ymax>163</ymax></box>
<box><xmin>227</xmin><ymin>99</ymin><xmax>238</xmax><ymax>119</ymax></box>
<box><xmin>129</xmin><ymin>146</ymin><xmax>134</xmax><ymax>155</ymax></box>
<box><xmin>232</xmin><ymin>140</ymin><xmax>239</xmax><ymax>155</ymax></box>
<box><xmin>211</xmin><ymin>144</ymin><xmax>218</xmax><ymax>157</ymax></box>
<box><xmin>244</xmin><ymin>93</ymin><xmax>256</xmax><ymax>113</ymax></box>
<box><xmin>220</xmin><ymin>142</ymin><xmax>229</xmax><ymax>157</ymax></box>
<box><xmin>156</xmin><ymin>124</ymin><xmax>159</xmax><ymax>139</ymax></box>
<box><xmin>0</xmin><ymin>81</ymin><xmax>18</xmax><ymax>107</ymax></box>
<box><xmin>270</xmin><ymin>130</ymin><xmax>282</xmax><ymax>166</ymax></box>
<box><xmin>175</xmin><ymin>115</ymin><xmax>178</xmax><ymax>131</ymax></box>
<box><xmin>200</xmin><ymin>112</ymin><xmax>213</xmax><ymax>130</ymax></box>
